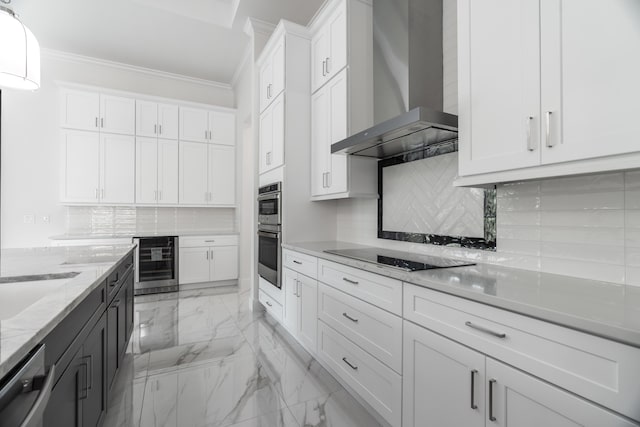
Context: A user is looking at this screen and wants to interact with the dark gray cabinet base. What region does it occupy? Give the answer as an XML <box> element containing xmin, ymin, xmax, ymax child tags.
<box><xmin>43</xmin><ymin>251</ymin><xmax>134</xmax><ymax>427</ymax></box>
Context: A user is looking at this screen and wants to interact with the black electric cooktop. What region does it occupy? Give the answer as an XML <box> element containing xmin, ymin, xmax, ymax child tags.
<box><xmin>323</xmin><ymin>248</ymin><xmax>475</xmax><ymax>272</ymax></box>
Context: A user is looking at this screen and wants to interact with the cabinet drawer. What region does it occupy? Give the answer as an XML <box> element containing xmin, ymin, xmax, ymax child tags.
<box><xmin>259</xmin><ymin>290</ymin><xmax>282</xmax><ymax>323</ymax></box>
<box><xmin>179</xmin><ymin>235</ymin><xmax>238</xmax><ymax>248</ymax></box>
<box><xmin>318</xmin><ymin>283</ymin><xmax>402</xmax><ymax>373</ymax></box>
<box><xmin>317</xmin><ymin>259</ymin><xmax>402</xmax><ymax>315</ymax></box>
<box><xmin>317</xmin><ymin>321</ymin><xmax>402</xmax><ymax>427</ymax></box>
<box><xmin>404</xmin><ymin>283</ymin><xmax>640</xmax><ymax>421</ymax></box>
<box><xmin>283</xmin><ymin>249</ymin><xmax>317</xmax><ymax>279</ymax></box>
<box><xmin>107</xmin><ymin>254</ymin><xmax>134</xmax><ymax>302</ymax></box>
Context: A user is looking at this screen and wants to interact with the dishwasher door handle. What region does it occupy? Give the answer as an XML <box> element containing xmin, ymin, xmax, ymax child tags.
<box><xmin>21</xmin><ymin>364</ymin><xmax>56</xmax><ymax>427</ymax></box>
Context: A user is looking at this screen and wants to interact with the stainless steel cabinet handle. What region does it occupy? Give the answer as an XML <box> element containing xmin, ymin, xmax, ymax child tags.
<box><xmin>205</xmin><ymin>130</ymin><xmax>208</xmax><ymax>140</ymax></box>
<box><xmin>322</xmin><ymin>60</ymin><xmax>326</xmax><ymax>76</ymax></box>
<box><xmin>296</xmin><ymin>279</ymin><xmax>301</xmax><ymax>297</ymax></box>
<box><xmin>154</xmin><ymin>124</ymin><xmax>157</xmax><ymax>134</ymax></box>
<box><xmin>326</xmin><ymin>57</ymin><xmax>331</xmax><ymax>73</ymax></box>
<box><xmin>489</xmin><ymin>379</ymin><xmax>497</xmax><ymax>422</ymax></box>
<box><xmin>470</xmin><ymin>369</ymin><xmax>478</xmax><ymax>409</ymax></box>
<box><xmin>159</xmin><ymin>190</ymin><xmax>162</xmax><ymax>201</ymax></box>
<box><xmin>342</xmin><ymin>357</ymin><xmax>358</xmax><ymax>371</ymax></box>
<box><xmin>101</xmin><ymin>118</ymin><xmax>104</xmax><ymax>128</ymax></box>
<box><xmin>342</xmin><ymin>312</ymin><xmax>359</xmax><ymax>323</ymax></box>
<box><xmin>154</xmin><ymin>190</ymin><xmax>157</xmax><ymax>201</ymax></box>
<box><xmin>526</xmin><ymin>116</ymin><xmax>535</xmax><ymax>151</ymax></box>
<box><xmin>293</xmin><ymin>260</ymin><xmax>302</xmax><ymax>265</ymax></box>
<box><xmin>205</xmin><ymin>240</ymin><xmax>216</xmax><ymax>243</ymax></box>
<box><xmin>326</xmin><ymin>172</ymin><xmax>331</xmax><ymax>188</ymax></box>
<box><xmin>159</xmin><ymin>124</ymin><xmax>162</xmax><ymax>135</ymax></box>
<box><xmin>545</xmin><ymin>111</ymin><xmax>554</xmax><ymax>148</ymax></box>
<box><xmin>83</xmin><ymin>355</ymin><xmax>93</xmax><ymax>390</ymax></box>
<box><xmin>465</xmin><ymin>321</ymin><xmax>506</xmax><ymax>339</ymax></box>
<box><xmin>95</xmin><ymin>117</ymin><xmax>98</xmax><ymax>128</ymax></box>
<box><xmin>343</xmin><ymin>277</ymin><xmax>359</xmax><ymax>285</ymax></box>
<box><xmin>210</xmin><ymin>249</ymin><xmax>214</xmax><ymax>259</ymax></box>
<box><xmin>265</xmin><ymin>300</ymin><xmax>272</xmax><ymax>307</ymax></box>
<box><xmin>206</xmin><ymin>250</ymin><xmax>209</xmax><ymax>260</ymax></box>
<box><xmin>79</xmin><ymin>360</ymin><xmax>89</xmax><ymax>400</ymax></box>
<box><xmin>21</xmin><ymin>364</ymin><xmax>56</xmax><ymax>427</ymax></box>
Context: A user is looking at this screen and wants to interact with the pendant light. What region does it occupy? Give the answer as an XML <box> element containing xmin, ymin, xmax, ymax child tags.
<box><xmin>0</xmin><ymin>0</ymin><xmax>40</xmax><ymax>90</ymax></box>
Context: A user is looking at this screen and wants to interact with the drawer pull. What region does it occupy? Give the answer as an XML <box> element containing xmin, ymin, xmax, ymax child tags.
<box><xmin>342</xmin><ymin>312</ymin><xmax>359</xmax><ymax>323</ymax></box>
<box><xmin>465</xmin><ymin>321</ymin><xmax>506</xmax><ymax>339</ymax></box>
<box><xmin>342</xmin><ymin>277</ymin><xmax>359</xmax><ymax>285</ymax></box>
<box><xmin>265</xmin><ymin>301</ymin><xmax>272</xmax><ymax>307</ymax></box>
<box><xmin>470</xmin><ymin>369</ymin><xmax>478</xmax><ymax>409</ymax></box>
<box><xmin>205</xmin><ymin>240</ymin><xmax>216</xmax><ymax>243</ymax></box>
<box><xmin>489</xmin><ymin>378</ymin><xmax>497</xmax><ymax>422</ymax></box>
<box><xmin>342</xmin><ymin>357</ymin><xmax>358</xmax><ymax>371</ymax></box>
<box><xmin>293</xmin><ymin>260</ymin><xmax>302</xmax><ymax>265</ymax></box>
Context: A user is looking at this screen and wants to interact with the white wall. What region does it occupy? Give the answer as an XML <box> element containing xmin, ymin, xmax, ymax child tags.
<box><xmin>1</xmin><ymin>50</ymin><xmax>235</xmax><ymax>248</ymax></box>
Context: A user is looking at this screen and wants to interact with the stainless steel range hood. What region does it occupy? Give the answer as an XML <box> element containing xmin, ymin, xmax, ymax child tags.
<box><xmin>331</xmin><ymin>0</ymin><xmax>457</xmax><ymax>159</ymax></box>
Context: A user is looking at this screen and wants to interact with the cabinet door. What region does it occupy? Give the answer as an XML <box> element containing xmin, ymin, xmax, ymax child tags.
<box><xmin>100</xmin><ymin>95</ymin><xmax>135</xmax><ymax>135</ymax></box>
<box><xmin>179</xmin><ymin>247</ymin><xmax>211</xmax><ymax>284</ymax></box>
<box><xmin>208</xmin><ymin>144</ymin><xmax>235</xmax><ymax>206</ymax></box>
<box><xmin>457</xmin><ymin>0</ymin><xmax>541</xmax><ymax>176</ymax></box>
<box><xmin>179</xmin><ymin>141</ymin><xmax>209</xmax><ymax>204</ymax></box>
<box><xmin>403</xmin><ymin>321</ymin><xmax>485</xmax><ymax>427</ymax></box>
<box><xmin>44</xmin><ymin>347</ymin><xmax>83</xmax><ymax>427</ymax></box>
<box><xmin>179</xmin><ymin>107</ymin><xmax>209</xmax><ymax>143</ymax></box>
<box><xmin>82</xmin><ymin>314</ymin><xmax>107</xmax><ymax>427</ymax></box>
<box><xmin>60</xmin><ymin>89</ymin><xmax>100</xmax><ymax>131</ymax></box>
<box><xmin>271</xmin><ymin>39</ymin><xmax>286</xmax><ymax>100</ymax></box>
<box><xmin>210</xmin><ymin>245</ymin><xmax>238</xmax><ymax>281</ymax></box>
<box><xmin>100</xmin><ymin>134</ymin><xmax>135</xmax><ymax>204</ymax></box>
<box><xmin>298</xmin><ymin>274</ymin><xmax>318</xmax><ymax>354</ymax></box>
<box><xmin>158</xmin><ymin>139</ymin><xmax>179</xmax><ymax>204</ymax></box>
<box><xmin>326</xmin><ymin>3</ymin><xmax>347</xmax><ymax>81</ymax></box>
<box><xmin>259</xmin><ymin>57</ymin><xmax>273</xmax><ymax>113</ymax></box>
<box><xmin>158</xmin><ymin>103</ymin><xmax>179</xmax><ymax>140</ymax></box>
<box><xmin>282</xmin><ymin>268</ymin><xmax>299</xmax><ymax>335</ymax></box>
<box><xmin>259</xmin><ymin>107</ymin><xmax>273</xmax><ymax>174</ymax></box>
<box><xmin>124</xmin><ymin>269</ymin><xmax>135</xmax><ymax>338</ymax></box>
<box><xmin>269</xmin><ymin>94</ymin><xmax>285</xmax><ymax>171</ymax></box>
<box><xmin>136</xmin><ymin>100</ymin><xmax>158</xmax><ymax>138</ymax></box>
<box><xmin>106</xmin><ymin>301</ymin><xmax>118</xmax><ymax>390</ymax></box>
<box><xmin>209</xmin><ymin>111</ymin><xmax>235</xmax><ymax>146</ymax></box>
<box><xmin>61</xmin><ymin>130</ymin><xmax>101</xmax><ymax>203</ymax></box>
<box><xmin>540</xmin><ymin>0</ymin><xmax>640</xmax><ymax>164</ymax></box>
<box><xmin>326</xmin><ymin>68</ymin><xmax>348</xmax><ymax>195</ymax></box>
<box><xmin>486</xmin><ymin>358</ymin><xmax>636</xmax><ymax>427</ymax></box>
<box><xmin>311</xmin><ymin>27</ymin><xmax>329</xmax><ymax>92</ymax></box>
<box><xmin>311</xmin><ymin>86</ymin><xmax>329</xmax><ymax>196</ymax></box>
<box><xmin>135</xmin><ymin>137</ymin><xmax>158</xmax><ymax>204</ymax></box>
<box><xmin>117</xmin><ymin>286</ymin><xmax>128</xmax><ymax>361</ymax></box>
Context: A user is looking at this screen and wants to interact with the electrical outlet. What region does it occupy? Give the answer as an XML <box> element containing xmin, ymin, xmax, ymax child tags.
<box><xmin>42</xmin><ymin>216</ymin><xmax>50</xmax><ymax>224</ymax></box>
<box><xmin>23</xmin><ymin>214</ymin><xmax>35</xmax><ymax>224</ymax></box>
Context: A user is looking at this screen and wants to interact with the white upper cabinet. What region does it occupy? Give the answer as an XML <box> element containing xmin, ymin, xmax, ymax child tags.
<box><xmin>61</xmin><ymin>130</ymin><xmax>134</xmax><ymax>204</ymax></box>
<box><xmin>259</xmin><ymin>38</ymin><xmax>285</xmax><ymax>113</ymax></box>
<box><xmin>136</xmin><ymin>137</ymin><xmax>178</xmax><ymax>205</ymax></box>
<box><xmin>158</xmin><ymin>139</ymin><xmax>179</xmax><ymax>204</ymax></box>
<box><xmin>208</xmin><ymin>144</ymin><xmax>235</xmax><ymax>206</ymax></box>
<box><xmin>60</xmin><ymin>89</ymin><xmax>100</xmax><ymax>132</ymax></box>
<box><xmin>179</xmin><ymin>141</ymin><xmax>209</xmax><ymax>205</ymax></box>
<box><xmin>309</xmin><ymin>0</ymin><xmax>377</xmax><ymax>200</ymax></box>
<box><xmin>61</xmin><ymin>89</ymin><xmax>134</xmax><ymax>135</ymax></box>
<box><xmin>136</xmin><ymin>101</ymin><xmax>179</xmax><ymax>139</ymax></box>
<box><xmin>311</xmin><ymin>2</ymin><xmax>347</xmax><ymax>93</ymax></box>
<box><xmin>99</xmin><ymin>95</ymin><xmax>136</xmax><ymax>135</ymax></box>
<box><xmin>457</xmin><ymin>0</ymin><xmax>640</xmax><ymax>186</ymax></box>
<box><xmin>259</xmin><ymin>93</ymin><xmax>285</xmax><ymax>174</ymax></box>
<box><xmin>180</xmin><ymin>107</ymin><xmax>236</xmax><ymax>145</ymax></box>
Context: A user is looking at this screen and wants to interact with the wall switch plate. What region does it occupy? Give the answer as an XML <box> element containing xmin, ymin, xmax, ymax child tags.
<box><xmin>42</xmin><ymin>216</ymin><xmax>50</xmax><ymax>224</ymax></box>
<box><xmin>23</xmin><ymin>214</ymin><xmax>35</xmax><ymax>224</ymax></box>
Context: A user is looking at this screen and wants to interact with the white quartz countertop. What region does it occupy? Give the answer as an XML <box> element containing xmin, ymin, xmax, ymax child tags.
<box><xmin>0</xmin><ymin>244</ymin><xmax>136</xmax><ymax>379</ymax></box>
<box><xmin>50</xmin><ymin>231</ymin><xmax>239</xmax><ymax>240</ymax></box>
<box><xmin>282</xmin><ymin>241</ymin><xmax>640</xmax><ymax>348</ymax></box>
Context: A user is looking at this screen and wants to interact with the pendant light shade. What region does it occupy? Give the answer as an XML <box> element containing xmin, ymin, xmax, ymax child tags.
<box><xmin>0</xmin><ymin>5</ymin><xmax>40</xmax><ymax>90</ymax></box>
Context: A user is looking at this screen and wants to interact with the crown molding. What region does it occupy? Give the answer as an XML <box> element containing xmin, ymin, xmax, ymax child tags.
<box><xmin>230</xmin><ymin>44</ymin><xmax>253</xmax><ymax>88</ymax></box>
<box><xmin>42</xmin><ymin>48</ymin><xmax>233</xmax><ymax>90</ymax></box>
<box><xmin>244</xmin><ymin>17</ymin><xmax>276</xmax><ymax>38</ymax></box>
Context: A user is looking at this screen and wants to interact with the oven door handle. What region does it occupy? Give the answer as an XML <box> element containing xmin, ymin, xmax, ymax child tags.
<box><xmin>257</xmin><ymin>230</ymin><xmax>280</xmax><ymax>239</ymax></box>
<box><xmin>257</xmin><ymin>192</ymin><xmax>281</xmax><ymax>202</ymax></box>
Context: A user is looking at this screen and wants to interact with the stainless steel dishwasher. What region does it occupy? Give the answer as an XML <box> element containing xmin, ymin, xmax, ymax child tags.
<box><xmin>0</xmin><ymin>345</ymin><xmax>55</xmax><ymax>427</ymax></box>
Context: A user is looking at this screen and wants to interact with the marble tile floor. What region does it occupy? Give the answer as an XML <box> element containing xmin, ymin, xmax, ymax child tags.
<box><xmin>103</xmin><ymin>286</ymin><xmax>386</xmax><ymax>427</ymax></box>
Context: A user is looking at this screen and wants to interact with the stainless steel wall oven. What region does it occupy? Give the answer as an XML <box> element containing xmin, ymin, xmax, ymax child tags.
<box><xmin>257</xmin><ymin>182</ymin><xmax>282</xmax><ymax>289</ymax></box>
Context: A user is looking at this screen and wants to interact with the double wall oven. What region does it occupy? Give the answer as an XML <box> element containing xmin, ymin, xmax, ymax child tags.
<box><xmin>257</xmin><ymin>182</ymin><xmax>282</xmax><ymax>289</ymax></box>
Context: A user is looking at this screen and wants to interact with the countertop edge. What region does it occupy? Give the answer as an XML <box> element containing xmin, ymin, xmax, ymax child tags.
<box><xmin>281</xmin><ymin>242</ymin><xmax>640</xmax><ymax>349</ymax></box>
<box><xmin>0</xmin><ymin>246</ymin><xmax>136</xmax><ymax>379</ymax></box>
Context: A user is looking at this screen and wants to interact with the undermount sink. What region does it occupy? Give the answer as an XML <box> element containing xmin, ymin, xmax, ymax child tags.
<box><xmin>0</xmin><ymin>273</ymin><xmax>80</xmax><ymax>320</ymax></box>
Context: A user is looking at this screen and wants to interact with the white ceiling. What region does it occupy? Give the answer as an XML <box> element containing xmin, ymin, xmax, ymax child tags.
<box><xmin>11</xmin><ymin>0</ymin><xmax>325</xmax><ymax>83</ymax></box>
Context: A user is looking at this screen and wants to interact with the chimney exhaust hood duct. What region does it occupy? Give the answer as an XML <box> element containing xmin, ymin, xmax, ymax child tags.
<box><xmin>331</xmin><ymin>0</ymin><xmax>457</xmax><ymax>159</ymax></box>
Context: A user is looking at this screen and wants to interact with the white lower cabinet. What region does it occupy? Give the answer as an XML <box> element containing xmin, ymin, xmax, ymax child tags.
<box><xmin>178</xmin><ymin>235</ymin><xmax>238</xmax><ymax>285</ymax></box>
<box><xmin>282</xmin><ymin>267</ymin><xmax>318</xmax><ymax>355</ymax></box>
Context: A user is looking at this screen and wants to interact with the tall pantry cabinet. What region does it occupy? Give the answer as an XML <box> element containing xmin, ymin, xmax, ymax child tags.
<box><xmin>309</xmin><ymin>0</ymin><xmax>377</xmax><ymax>200</ymax></box>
